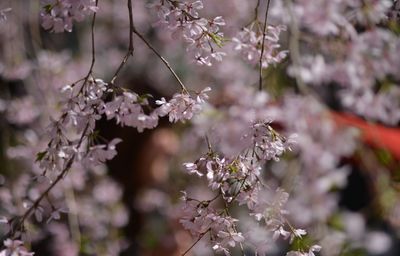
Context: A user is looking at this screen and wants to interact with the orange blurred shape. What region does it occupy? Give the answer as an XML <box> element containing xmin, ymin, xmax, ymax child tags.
<box><xmin>331</xmin><ymin>112</ymin><xmax>400</xmax><ymax>160</ymax></box>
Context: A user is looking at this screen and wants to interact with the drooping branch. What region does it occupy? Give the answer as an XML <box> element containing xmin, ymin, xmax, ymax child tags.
<box><xmin>132</xmin><ymin>26</ymin><xmax>189</xmax><ymax>92</ymax></box>
<box><xmin>259</xmin><ymin>0</ymin><xmax>271</xmax><ymax>91</ymax></box>
<box><xmin>111</xmin><ymin>0</ymin><xmax>135</xmax><ymax>85</ymax></box>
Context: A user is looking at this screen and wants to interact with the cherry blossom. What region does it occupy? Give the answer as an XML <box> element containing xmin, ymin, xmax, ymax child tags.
<box><xmin>149</xmin><ymin>0</ymin><xmax>225</xmax><ymax>65</ymax></box>
<box><xmin>0</xmin><ymin>239</ymin><xmax>34</xmax><ymax>256</ymax></box>
<box><xmin>40</xmin><ymin>0</ymin><xmax>98</xmax><ymax>33</ymax></box>
<box><xmin>103</xmin><ymin>91</ymin><xmax>159</xmax><ymax>132</ymax></box>
<box><xmin>2</xmin><ymin>0</ymin><xmax>400</xmax><ymax>255</ymax></box>
<box><xmin>233</xmin><ymin>23</ymin><xmax>288</xmax><ymax>68</ymax></box>
<box><xmin>156</xmin><ymin>87</ymin><xmax>211</xmax><ymax>122</ymax></box>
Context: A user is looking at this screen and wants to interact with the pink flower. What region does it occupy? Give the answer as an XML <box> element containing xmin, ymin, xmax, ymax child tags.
<box><xmin>1</xmin><ymin>239</ymin><xmax>34</xmax><ymax>256</ymax></box>
<box><xmin>156</xmin><ymin>88</ymin><xmax>211</xmax><ymax>123</ymax></box>
<box><xmin>233</xmin><ymin>23</ymin><xmax>288</xmax><ymax>68</ymax></box>
<box><xmin>40</xmin><ymin>0</ymin><xmax>98</xmax><ymax>33</ymax></box>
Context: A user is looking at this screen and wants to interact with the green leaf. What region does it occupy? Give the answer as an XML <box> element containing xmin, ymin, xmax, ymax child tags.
<box><xmin>376</xmin><ymin>148</ymin><xmax>393</xmax><ymax>166</ymax></box>
<box><xmin>43</xmin><ymin>4</ymin><xmax>53</xmax><ymax>13</ymax></box>
<box><xmin>35</xmin><ymin>151</ymin><xmax>47</xmax><ymax>162</ymax></box>
<box><xmin>229</xmin><ymin>164</ymin><xmax>238</xmax><ymax>173</ymax></box>
<box><xmin>290</xmin><ymin>234</ymin><xmax>313</xmax><ymax>252</ymax></box>
<box><xmin>328</xmin><ymin>213</ymin><xmax>344</xmax><ymax>230</ymax></box>
<box><xmin>389</xmin><ymin>20</ymin><xmax>400</xmax><ymax>36</ymax></box>
<box><xmin>340</xmin><ymin>247</ymin><xmax>367</xmax><ymax>256</ymax></box>
<box><xmin>209</xmin><ymin>33</ymin><xmax>225</xmax><ymax>47</ymax></box>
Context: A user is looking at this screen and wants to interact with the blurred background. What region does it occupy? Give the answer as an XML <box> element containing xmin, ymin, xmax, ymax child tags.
<box><xmin>1</xmin><ymin>0</ymin><xmax>400</xmax><ymax>255</ymax></box>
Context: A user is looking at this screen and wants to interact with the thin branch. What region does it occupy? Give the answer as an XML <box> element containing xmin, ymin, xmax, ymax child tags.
<box><xmin>254</xmin><ymin>0</ymin><xmax>261</xmax><ymax>20</ymax></box>
<box><xmin>127</xmin><ymin>0</ymin><xmax>134</xmax><ymax>53</ymax></box>
<box><xmin>111</xmin><ymin>0</ymin><xmax>135</xmax><ymax>85</ymax></box>
<box><xmin>205</xmin><ymin>135</ymin><xmax>212</xmax><ymax>153</ymax></box>
<box><xmin>258</xmin><ymin>0</ymin><xmax>271</xmax><ymax>91</ymax></box>
<box><xmin>181</xmin><ymin>228</ymin><xmax>211</xmax><ymax>256</ymax></box>
<box><xmin>88</xmin><ymin>0</ymin><xmax>98</xmax><ymax>76</ymax></box>
<box><xmin>112</xmin><ymin>0</ymin><xmax>188</xmax><ymax>92</ymax></box>
<box><xmin>79</xmin><ymin>0</ymin><xmax>99</xmax><ymax>94</ymax></box>
<box><xmin>131</xmin><ymin>26</ymin><xmax>189</xmax><ymax>92</ymax></box>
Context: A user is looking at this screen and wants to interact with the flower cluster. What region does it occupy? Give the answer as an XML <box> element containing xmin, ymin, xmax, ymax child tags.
<box><xmin>336</xmin><ymin>29</ymin><xmax>400</xmax><ymax>124</ymax></box>
<box><xmin>0</xmin><ymin>239</ymin><xmax>34</xmax><ymax>256</ymax></box>
<box><xmin>35</xmin><ymin>79</ymin><xmax>211</xmax><ymax>178</ymax></box>
<box><xmin>249</xmin><ymin>121</ymin><xmax>296</xmax><ymax>162</ymax></box>
<box><xmin>104</xmin><ymin>86</ymin><xmax>211</xmax><ymax>129</ymax></box>
<box><xmin>291</xmin><ymin>0</ymin><xmax>392</xmax><ymax>36</ymax></box>
<box><xmin>273</xmin><ymin>0</ymin><xmax>399</xmax><ymax>125</ymax></box>
<box><xmin>347</xmin><ymin>0</ymin><xmax>393</xmax><ymax>25</ymax></box>
<box><xmin>40</xmin><ymin>0</ymin><xmax>98</xmax><ymax>33</ymax></box>
<box><xmin>37</xmin><ymin>78</ymin><xmax>114</xmax><ymax>176</ymax></box>
<box><xmin>0</xmin><ymin>70</ymin><xmax>211</xmax><ymax>249</ymax></box>
<box><xmin>233</xmin><ymin>22</ymin><xmax>288</xmax><ymax>68</ymax></box>
<box><xmin>103</xmin><ymin>92</ymin><xmax>159</xmax><ymax>132</ymax></box>
<box><xmin>149</xmin><ymin>0</ymin><xmax>226</xmax><ymax>66</ymax></box>
<box><xmin>156</xmin><ymin>87</ymin><xmax>211</xmax><ymax>122</ymax></box>
<box><xmin>291</xmin><ymin>28</ymin><xmax>400</xmax><ymax>125</ymax></box>
<box><xmin>180</xmin><ymin>194</ymin><xmax>245</xmax><ymax>255</ymax></box>
<box><xmin>180</xmin><ymin>120</ymin><xmax>311</xmax><ymax>255</ymax></box>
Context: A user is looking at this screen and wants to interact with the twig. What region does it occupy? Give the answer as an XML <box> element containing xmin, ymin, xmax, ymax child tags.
<box><xmin>127</xmin><ymin>0</ymin><xmax>134</xmax><ymax>53</ymax></box>
<box><xmin>111</xmin><ymin>0</ymin><xmax>135</xmax><ymax>84</ymax></box>
<box><xmin>205</xmin><ymin>135</ymin><xmax>212</xmax><ymax>153</ymax></box>
<box><xmin>254</xmin><ymin>0</ymin><xmax>261</xmax><ymax>20</ymax></box>
<box><xmin>131</xmin><ymin>26</ymin><xmax>189</xmax><ymax>92</ymax></box>
<box><xmin>79</xmin><ymin>0</ymin><xmax>99</xmax><ymax>93</ymax></box>
<box><xmin>88</xmin><ymin>0</ymin><xmax>98</xmax><ymax>74</ymax></box>
<box><xmin>181</xmin><ymin>228</ymin><xmax>211</xmax><ymax>256</ymax></box>
<box><xmin>258</xmin><ymin>0</ymin><xmax>271</xmax><ymax>91</ymax></box>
